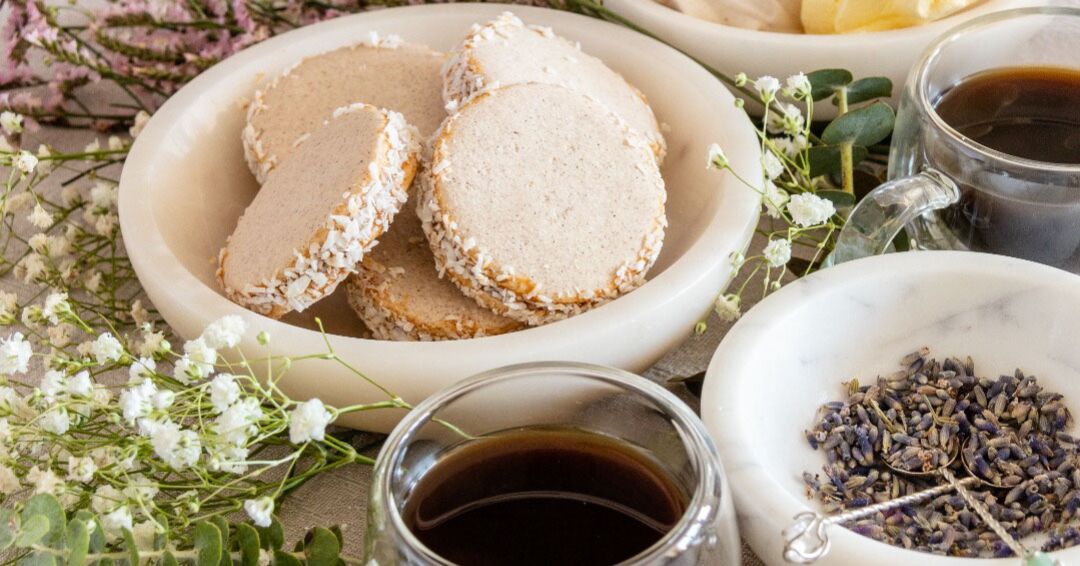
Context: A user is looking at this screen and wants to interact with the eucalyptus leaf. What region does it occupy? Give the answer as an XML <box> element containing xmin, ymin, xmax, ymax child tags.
<box><xmin>807</xmin><ymin>69</ymin><xmax>853</xmax><ymax>101</ymax></box>
<box><xmin>816</xmin><ymin>189</ymin><xmax>857</xmax><ymax>208</ymax></box>
<box><xmin>0</xmin><ymin>508</ymin><xmax>17</xmax><ymax>550</ymax></box>
<box><xmin>807</xmin><ymin>145</ymin><xmax>869</xmax><ymax>177</ymax></box>
<box><xmin>122</xmin><ymin>528</ymin><xmax>140</xmax><ymax>566</ymax></box>
<box><xmin>15</xmin><ymin>516</ymin><xmax>50</xmax><ymax>547</ymax></box>
<box><xmin>21</xmin><ymin>494</ymin><xmax>65</xmax><ymax>547</ymax></box>
<box><xmin>821</xmin><ymin>103</ymin><xmax>895</xmax><ymax>147</ymax></box>
<box><xmin>65</xmin><ymin>520</ymin><xmax>89</xmax><ymax>566</ymax></box>
<box><xmin>304</xmin><ymin>528</ymin><xmax>340</xmax><ymax>566</ymax></box>
<box><xmin>72</xmin><ymin>512</ymin><xmax>104</xmax><ymax>554</ymax></box>
<box><xmin>100</xmin><ymin>558</ymin><xmax>114</xmax><ymax>566</ymax></box>
<box><xmin>837</xmin><ymin>77</ymin><xmax>893</xmax><ymax>106</ymax></box>
<box><xmin>236</xmin><ymin>524</ymin><xmax>260</xmax><ymax>566</ymax></box>
<box><xmin>210</xmin><ymin>516</ymin><xmax>231</xmax><ymax>566</ymax></box>
<box><xmin>194</xmin><ymin>522</ymin><xmax>223</xmax><ymax>566</ymax></box>
<box><xmin>272</xmin><ymin>551</ymin><xmax>301</xmax><ymax>566</ymax></box>
<box><xmin>16</xmin><ymin>551</ymin><xmax>56</xmax><ymax>566</ymax></box>
<box><xmin>328</xmin><ymin>526</ymin><xmax>343</xmax><ymax>548</ymax></box>
<box><xmin>161</xmin><ymin>551</ymin><xmax>180</xmax><ymax>566</ymax></box>
<box><xmin>256</xmin><ymin>519</ymin><xmax>283</xmax><ymax>551</ymax></box>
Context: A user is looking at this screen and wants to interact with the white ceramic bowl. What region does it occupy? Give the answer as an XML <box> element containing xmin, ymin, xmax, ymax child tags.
<box><xmin>606</xmin><ymin>0</ymin><xmax>1040</xmax><ymax>113</ymax></box>
<box><xmin>702</xmin><ymin>251</ymin><xmax>1080</xmax><ymax>565</ymax></box>
<box><xmin>118</xmin><ymin>4</ymin><xmax>761</xmax><ymax>432</ymax></box>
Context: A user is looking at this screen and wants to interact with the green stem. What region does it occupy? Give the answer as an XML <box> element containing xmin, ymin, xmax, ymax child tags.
<box><xmin>837</xmin><ymin>88</ymin><xmax>855</xmax><ymax>195</ymax></box>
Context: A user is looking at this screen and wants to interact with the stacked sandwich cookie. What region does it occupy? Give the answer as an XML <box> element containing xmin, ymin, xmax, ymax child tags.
<box><xmin>221</xmin><ymin>14</ymin><xmax>668</xmax><ymax>340</ymax></box>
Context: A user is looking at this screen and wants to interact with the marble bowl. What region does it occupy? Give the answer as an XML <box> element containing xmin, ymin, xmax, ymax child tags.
<box><xmin>605</xmin><ymin>0</ymin><xmax>1039</xmax><ymax>114</ymax></box>
<box><xmin>701</xmin><ymin>251</ymin><xmax>1080</xmax><ymax>565</ymax></box>
<box><xmin>117</xmin><ymin>4</ymin><xmax>762</xmax><ymax>432</ymax></box>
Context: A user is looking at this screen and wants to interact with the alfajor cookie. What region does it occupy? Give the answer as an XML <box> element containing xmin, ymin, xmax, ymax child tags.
<box><xmin>418</xmin><ymin>83</ymin><xmax>667</xmax><ymax>326</ymax></box>
<box><xmin>219</xmin><ymin>103</ymin><xmax>420</xmax><ymax>319</ymax></box>
<box><xmin>243</xmin><ymin>34</ymin><xmax>445</xmax><ymax>182</ymax></box>
<box><xmin>442</xmin><ymin>12</ymin><xmax>666</xmax><ymax>161</ymax></box>
<box><xmin>345</xmin><ymin>187</ymin><xmax>522</xmax><ymax>341</ymax></box>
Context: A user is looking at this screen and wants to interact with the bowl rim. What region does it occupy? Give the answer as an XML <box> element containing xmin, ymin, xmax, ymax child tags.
<box><xmin>616</xmin><ymin>0</ymin><xmax>1026</xmax><ymax>45</ymax></box>
<box><xmin>117</xmin><ymin>3</ymin><xmax>762</xmax><ymax>352</ymax></box>
<box><xmin>701</xmin><ymin>250</ymin><xmax>1080</xmax><ymax>563</ymax></box>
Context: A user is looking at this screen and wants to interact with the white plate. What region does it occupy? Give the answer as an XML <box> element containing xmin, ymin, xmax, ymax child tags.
<box><xmin>118</xmin><ymin>4</ymin><xmax>761</xmax><ymax>432</ymax></box>
<box><xmin>702</xmin><ymin>251</ymin><xmax>1080</xmax><ymax>565</ymax></box>
<box><xmin>607</xmin><ymin>0</ymin><xmax>1039</xmax><ymax>114</ymax></box>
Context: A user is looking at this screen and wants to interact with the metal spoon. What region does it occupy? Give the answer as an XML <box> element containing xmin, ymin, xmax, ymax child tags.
<box><xmin>783</xmin><ymin>440</ymin><xmax>1062</xmax><ymax>565</ymax></box>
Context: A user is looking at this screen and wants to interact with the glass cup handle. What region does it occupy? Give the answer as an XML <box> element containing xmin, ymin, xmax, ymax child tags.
<box><xmin>824</xmin><ymin>169</ymin><xmax>960</xmax><ymax>267</ymax></box>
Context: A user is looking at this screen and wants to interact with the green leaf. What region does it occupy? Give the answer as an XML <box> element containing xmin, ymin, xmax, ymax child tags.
<box><xmin>15</xmin><ymin>516</ymin><xmax>50</xmax><ymax>547</ymax></box>
<box><xmin>211</xmin><ymin>516</ymin><xmax>231</xmax><ymax>566</ymax></box>
<box><xmin>0</xmin><ymin>508</ymin><xmax>18</xmax><ymax>550</ymax></box>
<box><xmin>328</xmin><ymin>526</ymin><xmax>343</xmax><ymax>549</ymax></box>
<box><xmin>21</xmin><ymin>494</ymin><xmax>65</xmax><ymax>547</ymax></box>
<box><xmin>256</xmin><ymin>518</ymin><xmax>283</xmax><ymax>551</ymax></box>
<box><xmin>65</xmin><ymin>520</ymin><xmax>90</xmax><ymax>566</ymax></box>
<box><xmin>821</xmin><ymin>103</ymin><xmax>896</xmax><ymax>147</ymax></box>
<box><xmin>17</xmin><ymin>551</ymin><xmax>56</xmax><ymax>566</ymax></box>
<box><xmin>837</xmin><ymin>77</ymin><xmax>893</xmax><ymax>106</ymax></box>
<box><xmin>122</xmin><ymin>528</ymin><xmax>140</xmax><ymax>566</ymax></box>
<box><xmin>99</xmin><ymin>558</ymin><xmax>114</xmax><ymax>566</ymax></box>
<box><xmin>194</xmin><ymin>522</ymin><xmax>223</xmax><ymax>566</ymax></box>
<box><xmin>304</xmin><ymin>528</ymin><xmax>340</xmax><ymax>566</ymax></box>
<box><xmin>807</xmin><ymin>69</ymin><xmax>853</xmax><ymax>101</ymax></box>
<box><xmin>154</xmin><ymin>513</ymin><xmax>170</xmax><ymax>551</ymax></box>
<box><xmin>72</xmin><ymin>512</ymin><xmax>104</xmax><ymax>554</ymax></box>
<box><xmin>816</xmin><ymin>189</ymin><xmax>857</xmax><ymax>208</ymax></box>
<box><xmin>807</xmin><ymin>145</ymin><xmax>869</xmax><ymax>177</ymax></box>
<box><xmin>236</xmin><ymin>524</ymin><xmax>260</xmax><ymax>566</ymax></box>
<box><xmin>161</xmin><ymin>551</ymin><xmax>180</xmax><ymax>566</ymax></box>
<box><xmin>271</xmin><ymin>551</ymin><xmax>301</xmax><ymax>566</ymax></box>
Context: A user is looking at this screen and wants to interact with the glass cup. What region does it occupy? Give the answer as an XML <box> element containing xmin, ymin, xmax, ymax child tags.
<box><xmin>829</xmin><ymin>7</ymin><xmax>1080</xmax><ymax>269</ymax></box>
<box><xmin>363</xmin><ymin>362</ymin><xmax>739</xmax><ymax>565</ymax></box>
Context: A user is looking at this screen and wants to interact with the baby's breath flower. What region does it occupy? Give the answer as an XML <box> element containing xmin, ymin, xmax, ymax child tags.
<box><xmin>131</xmin><ymin>521</ymin><xmax>158</xmax><ymax>551</ymax></box>
<box><xmin>130</xmin><ymin>110</ymin><xmax>151</xmax><ymax>139</ymax></box>
<box><xmin>92</xmin><ymin>484</ymin><xmax>124</xmax><ymax>514</ymax></box>
<box><xmin>214</xmin><ymin>397</ymin><xmax>263</xmax><ymax>446</ymax></box>
<box><xmin>41</xmin><ymin>292</ymin><xmax>71</xmax><ymax>324</ymax></box>
<box><xmin>41</xmin><ymin>407</ymin><xmax>72</xmax><ymax>435</ymax></box>
<box><xmin>84</xmin><ymin>271</ymin><xmax>103</xmax><ymax>293</ymax></box>
<box><xmin>17</xmin><ymin>253</ymin><xmax>47</xmax><ymax>283</ymax></box>
<box><xmin>91</xmin><ymin>333</ymin><xmax>124</xmax><ymax>364</ymax></box>
<box><xmin>0</xmin><ymin>464</ymin><xmax>19</xmax><ymax>494</ymax></box>
<box><xmin>130</xmin><ymin>300</ymin><xmax>150</xmax><ymax>326</ymax></box>
<box><xmin>183</xmin><ymin>337</ymin><xmax>216</xmax><ymax>378</ymax></box>
<box><xmin>61</xmin><ymin>184</ymin><xmax>81</xmax><ymax>206</ymax></box>
<box><xmin>729</xmin><ymin>251</ymin><xmax>745</xmax><ymax>270</ymax></box>
<box><xmin>14</xmin><ymin>151</ymin><xmax>38</xmax><ymax>175</ymax></box>
<box><xmin>120</xmin><ymin>380</ymin><xmax>156</xmax><ymax>424</ymax></box>
<box><xmin>210</xmin><ymin>374</ymin><xmax>241</xmax><ymax>413</ymax></box>
<box><xmin>763</xmin><ymin>150</ymin><xmax>785</xmax><ymax>180</ymax></box>
<box><xmin>763</xmin><ymin>181</ymin><xmax>790</xmax><ymax>219</ymax></box>
<box><xmin>244</xmin><ymin>497</ymin><xmax>274</xmax><ymax>528</ymax></box>
<box><xmin>67</xmin><ymin>455</ymin><xmax>97</xmax><ymax>483</ymax></box>
<box><xmin>128</xmin><ymin>357</ymin><xmax>156</xmax><ymax>384</ymax></box>
<box><xmin>68</xmin><ymin>370</ymin><xmax>93</xmax><ymax>398</ymax></box>
<box><xmin>28</xmin><ymin>233</ymin><xmax>48</xmax><ymax>253</ymax></box>
<box><xmin>714</xmin><ymin>294</ymin><xmax>741</xmax><ymax>323</ymax></box>
<box><xmin>150</xmin><ymin>419</ymin><xmax>201</xmax><ymax>470</ymax></box>
<box><xmin>289</xmin><ymin>399</ymin><xmax>333</xmax><ymax>444</ymax></box>
<box><xmin>90</xmin><ymin>181</ymin><xmax>118</xmax><ymax>209</ymax></box>
<box><xmin>202</xmin><ymin>315</ymin><xmax>247</xmax><ymax>349</ymax></box>
<box><xmin>84</xmin><ymin>139</ymin><xmax>101</xmax><ymax>154</ymax></box>
<box><xmin>788</xmin><ymin>193</ymin><xmax>837</xmax><ymax>227</ymax></box>
<box><xmin>0</xmin><ymin>332</ymin><xmax>33</xmax><ymax>375</ymax></box>
<box><xmin>108</xmin><ymin>136</ymin><xmax>124</xmax><ymax>151</ymax></box>
<box><xmin>767</xmin><ymin>103</ymin><xmax>805</xmax><ymax>136</ymax></box>
<box><xmin>138</xmin><ymin>326</ymin><xmax>169</xmax><ymax>358</ymax></box>
<box><xmin>153</xmin><ymin>389</ymin><xmax>175</xmax><ymax>410</ymax></box>
<box><xmin>706</xmin><ymin>143</ymin><xmax>728</xmax><ymax>170</ymax></box>
<box><xmin>785</xmin><ymin>72</ymin><xmax>812</xmax><ymax>98</ymax></box>
<box><xmin>774</xmin><ymin>135</ymin><xmax>808</xmax><ymax>158</ymax></box>
<box><xmin>101</xmin><ymin>506</ymin><xmax>133</xmax><ymax>541</ymax></box>
<box><xmin>754</xmin><ymin>75</ymin><xmax>781</xmax><ymax>101</ymax></box>
<box><xmin>0</xmin><ymin>292</ymin><xmax>18</xmax><ymax>324</ymax></box>
<box><xmin>94</xmin><ymin>212</ymin><xmax>118</xmax><ymax>236</ymax></box>
<box><xmin>28</xmin><ymin>465</ymin><xmax>63</xmax><ymax>495</ymax></box>
<box><xmin>1</xmin><ymin>111</ymin><xmax>23</xmax><ymax>135</ymax></box>
<box><xmin>764</xmin><ymin>238</ymin><xmax>793</xmax><ymax>268</ymax></box>
<box><xmin>734</xmin><ymin>72</ymin><xmax>748</xmax><ymax>87</ymax></box>
<box><xmin>40</xmin><ymin>370</ymin><xmax>66</xmax><ymax>402</ymax></box>
<box><xmin>28</xmin><ymin>204</ymin><xmax>53</xmax><ymax>229</ymax></box>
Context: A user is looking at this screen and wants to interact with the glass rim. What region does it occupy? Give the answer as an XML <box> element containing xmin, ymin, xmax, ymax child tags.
<box><xmin>374</xmin><ymin>361</ymin><xmax>723</xmax><ymax>566</ymax></box>
<box><xmin>914</xmin><ymin>5</ymin><xmax>1080</xmax><ymax>174</ymax></box>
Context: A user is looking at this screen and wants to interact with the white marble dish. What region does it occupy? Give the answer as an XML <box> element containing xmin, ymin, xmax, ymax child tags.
<box><xmin>701</xmin><ymin>251</ymin><xmax>1080</xmax><ymax>565</ymax></box>
<box><xmin>117</xmin><ymin>4</ymin><xmax>761</xmax><ymax>432</ymax></box>
<box><xmin>606</xmin><ymin>0</ymin><xmax>1039</xmax><ymax>115</ymax></box>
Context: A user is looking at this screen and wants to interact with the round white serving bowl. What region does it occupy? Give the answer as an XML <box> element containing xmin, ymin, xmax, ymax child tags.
<box><xmin>118</xmin><ymin>4</ymin><xmax>761</xmax><ymax>432</ymax></box>
<box><xmin>606</xmin><ymin>0</ymin><xmax>1040</xmax><ymax>113</ymax></box>
<box><xmin>702</xmin><ymin>251</ymin><xmax>1080</xmax><ymax>565</ymax></box>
